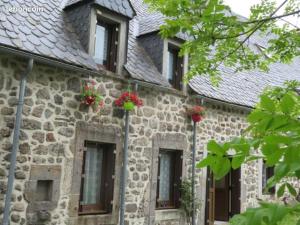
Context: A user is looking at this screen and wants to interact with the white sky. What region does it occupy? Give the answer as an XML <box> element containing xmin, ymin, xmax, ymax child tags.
<box><xmin>224</xmin><ymin>0</ymin><xmax>300</xmax><ymax>27</ymax></box>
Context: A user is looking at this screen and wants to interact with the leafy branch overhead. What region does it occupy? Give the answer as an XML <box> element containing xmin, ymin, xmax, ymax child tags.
<box><xmin>144</xmin><ymin>0</ymin><xmax>300</xmax><ymax>83</ymax></box>
<box><xmin>197</xmin><ymin>81</ymin><xmax>300</xmax><ymax>225</ymax></box>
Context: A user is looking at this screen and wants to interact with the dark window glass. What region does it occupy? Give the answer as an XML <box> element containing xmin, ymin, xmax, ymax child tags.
<box><xmin>79</xmin><ymin>142</ymin><xmax>115</xmax><ymax>215</ymax></box>
<box><xmin>167</xmin><ymin>45</ymin><xmax>184</xmax><ymax>90</ymax></box>
<box><xmin>262</xmin><ymin>162</ymin><xmax>275</xmax><ymax>195</ymax></box>
<box><xmin>94</xmin><ymin>20</ymin><xmax>119</xmax><ymax>72</ymax></box>
<box><xmin>156</xmin><ymin>149</ymin><xmax>182</xmax><ymax>209</ymax></box>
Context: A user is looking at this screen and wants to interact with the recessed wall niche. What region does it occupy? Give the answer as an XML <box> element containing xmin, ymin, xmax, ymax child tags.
<box><xmin>24</xmin><ymin>165</ymin><xmax>61</xmax><ymax>224</ymax></box>
<box><xmin>36</xmin><ymin>180</ymin><xmax>53</xmax><ymax>201</ymax></box>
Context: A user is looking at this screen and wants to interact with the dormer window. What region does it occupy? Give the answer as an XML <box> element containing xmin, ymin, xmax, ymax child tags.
<box><xmin>163</xmin><ymin>40</ymin><xmax>188</xmax><ymax>92</ymax></box>
<box><xmin>94</xmin><ymin>20</ymin><xmax>119</xmax><ymax>72</ymax></box>
<box><xmin>167</xmin><ymin>44</ymin><xmax>183</xmax><ymax>90</ymax></box>
<box><xmin>89</xmin><ymin>9</ymin><xmax>129</xmax><ymax>74</ymax></box>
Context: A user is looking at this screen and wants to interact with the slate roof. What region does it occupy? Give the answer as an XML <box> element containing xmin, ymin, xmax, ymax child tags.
<box><xmin>138</xmin><ymin>12</ymin><xmax>165</xmax><ymax>36</ymax></box>
<box><xmin>0</xmin><ymin>0</ymin><xmax>97</xmax><ymax>70</ymax></box>
<box><xmin>124</xmin><ymin>4</ymin><xmax>170</xmax><ymax>86</ymax></box>
<box><xmin>0</xmin><ymin>0</ymin><xmax>299</xmax><ymax>108</ymax></box>
<box><xmin>65</xmin><ymin>0</ymin><xmax>135</xmax><ymax>18</ymax></box>
<box><xmin>189</xmin><ymin>59</ymin><xmax>300</xmax><ymax>107</ymax></box>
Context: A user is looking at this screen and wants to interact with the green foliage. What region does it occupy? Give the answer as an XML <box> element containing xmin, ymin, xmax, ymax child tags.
<box><xmin>230</xmin><ymin>202</ymin><xmax>300</xmax><ymax>225</ymax></box>
<box><xmin>143</xmin><ymin>0</ymin><xmax>300</xmax><ymax>82</ymax></box>
<box><xmin>180</xmin><ymin>180</ymin><xmax>201</xmax><ymax>223</ymax></box>
<box><xmin>197</xmin><ymin>81</ymin><xmax>300</xmax><ymax>224</ymax></box>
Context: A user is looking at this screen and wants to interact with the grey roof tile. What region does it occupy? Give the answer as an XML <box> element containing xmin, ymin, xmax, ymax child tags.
<box><xmin>27</xmin><ymin>34</ymin><xmax>41</xmax><ymax>46</ymax></box>
<box><xmin>189</xmin><ymin>59</ymin><xmax>300</xmax><ymax>107</ymax></box>
<box><xmin>65</xmin><ymin>0</ymin><xmax>135</xmax><ymax>18</ymax></box>
<box><xmin>23</xmin><ymin>40</ymin><xmax>36</xmax><ymax>52</ymax></box>
<box><xmin>0</xmin><ymin>0</ymin><xmax>299</xmax><ymax>108</ymax></box>
<box><xmin>0</xmin><ymin>0</ymin><xmax>98</xmax><ymax>70</ymax></box>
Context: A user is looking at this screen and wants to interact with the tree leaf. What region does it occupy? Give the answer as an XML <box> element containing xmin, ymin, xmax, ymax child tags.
<box><xmin>277</xmin><ymin>183</ymin><xmax>286</xmax><ymax>198</ymax></box>
<box><xmin>280</xmin><ymin>93</ymin><xmax>295</xmax><ymax>114</ymax></box>
<box><xmin>260</xmin><ymin>95</ymin><xmax>275</xmax><ymax>112</ymax></box>
<box><xmin>207</xmin><ymin>140</ymin><xmax>225</xmax><ymax>156</ymax></box>
<box><xmin>232</xmin><ymin>155</ymin><xmax>245</xmax><ymax>169</ymax></box>
<box><xmin>247</xmin><ymin>110</ymin><xmax>270</xmax><ymax>123</ymax></box>
<box><xmin>286</xmin><ymin>183</ymin><xmax>297</xmax><ymax>197</ymax></box>
<box><xmin>212</xmin><ymin>157</ymin><xmax>231</xmax><ymax>180</ymax></box>
<box><xmin>197</xmin><ymin>155</ymin><xmax>214</xmax><ymax>168</ymax></box>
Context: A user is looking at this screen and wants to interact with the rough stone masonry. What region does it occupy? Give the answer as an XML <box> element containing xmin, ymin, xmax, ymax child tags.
<box><xmin>0</xmin><ymin>54</ymin><xmax>271</xmax><ymax>225</ymax></box>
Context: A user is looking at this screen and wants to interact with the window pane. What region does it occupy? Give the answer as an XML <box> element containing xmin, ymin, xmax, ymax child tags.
<box><xmin>83</xmin><ymin>145</ymin><xmax>103</xmax><ymax>205</ymax></box>
<box><xmin>94</xmin><ymin>24</ymin><xmax>109</xmax><ymax>65</ymax></box>
<box><xmin>159</xmin><ymin>152</ymin><xmax>172</xmax><ymax>201</ymax></box>
<box><xmin>167</xmin><ymin>51</ymin><xmax>175</xmax><ymax>82</ymax></box>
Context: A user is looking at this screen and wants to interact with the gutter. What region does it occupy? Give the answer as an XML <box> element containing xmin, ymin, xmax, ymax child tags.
<box><xmin>130</xmin><ymin>79</ymin><xmax>188</xmax><ymax>97</ymax></box>
<box><xmin>2</xmin><ymin>58</ymin><xmax>34</xmax><ymax>225</ymax></box>
<box><xmin>131</xmin><ymin>79</ymin><xmax>253</xmax><ymax>111</ymax></box>
<box><xmin>0</xmin><ymin>45</ymin><xmax>125</xmax><ymax>82</ymax></box>
<box><xmin>191</xmin><ymin>94</ymin><xmax>253</xmax><ymax>112</ymax></box>
<box><xmin>0</xmin><ymin>45</ymin><xmax>252</xmax><ymax>111</ymax></box>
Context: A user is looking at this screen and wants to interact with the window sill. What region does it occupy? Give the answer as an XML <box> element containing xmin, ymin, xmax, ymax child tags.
<box><xmin>78</xmin><ymin>211</ymin><xmax>109</xmax><ymax>216</ymax></box>
<box><xmin>155</xmin><ymin>208</ymin><xmax>182</xmax><ymax>221</ymax></box>
<box><xmin>75</xmin><ymin>213</ymin><xmax>117</xmax><ymax>225</ymax></box>
<box><xmin>214</xmin><ymin>221</ymin><xmax>229</xmax><ymax>225</ymax></box>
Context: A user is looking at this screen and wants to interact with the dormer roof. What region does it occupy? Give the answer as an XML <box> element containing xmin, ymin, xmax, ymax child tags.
<box><xmin>64</xmin><ymin>0</ymin><xmax>136</xmax><ymax>19</ymax></box>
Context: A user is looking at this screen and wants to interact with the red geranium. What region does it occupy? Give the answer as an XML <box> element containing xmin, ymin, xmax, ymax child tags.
<box><xmin>80</xmin><ymin>80</ymin><xmax>103</xmax><ymax>111</ymax></box>
<box><xmin>115</xmin><ymin>92</ymin><xmax>143</xmax><ymax>111</ymax></box>
<box><xmin>186</xmin><ymin>106</ymin><xmax>205</xmax><ymax>123</ymax></box>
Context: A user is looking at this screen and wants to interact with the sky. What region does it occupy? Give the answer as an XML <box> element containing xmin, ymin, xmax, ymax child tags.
<box><xmin>224</xmin><ymin>0</ymin><xmax>300</xmax><ymax>27</ymax></box>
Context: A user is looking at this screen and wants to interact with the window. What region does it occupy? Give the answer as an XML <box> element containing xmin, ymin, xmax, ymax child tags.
<box><xmin>167</xmin><ymin>44</ymin><xmax>184</xmax><ymax>90</ymax></box>
<box><xmin>262</xmin><ymin>162</ymin><xmax>275</xmax><ymax>195</ymax></box>
<box><xmin>94</xmin><ymin>19</ymin><xmax>119</xmax><ymax>72</ymax></box>
<box><xmin>79</xmin><ymin>142</ymin><xmax>115</xmax><ymax>215</ymax></box>
<box><xmin>156</xmin><ymin>149</ymin><xmax>182</xmax><ymax>209</ymax></box>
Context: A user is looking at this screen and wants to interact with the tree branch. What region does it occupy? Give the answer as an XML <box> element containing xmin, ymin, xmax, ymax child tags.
<box><xmin>213</xmin><ymin>0</ymin><xmax>290</xmax><ymax>71</ymax></box>
<box><xmin>244</xmin><ymin>9</ymin><xmax>300</xmax><ymax>25</ymax></box>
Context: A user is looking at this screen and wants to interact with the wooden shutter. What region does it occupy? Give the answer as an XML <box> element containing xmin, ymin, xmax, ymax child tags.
<box><xmin>205</xmin><ymin>168</ymin><xmax>215</xmax><ymax>225</ymax></box>
<box><xmin>108</xmin><ymin>25</ymin><xmax>119</xmax><ymax>72</ymax></box>
<box><xmin>103</xmin><ymin>144</ymin><xmax>115</xmax><ymax>213</ymax></box>
<box><xmin>79</xmin><ymin>146</ymin><xmax>87</xmax><ymax>213</ymax></box>
<box><xmin>267</xmin><ymin>167</ymin><xmax>275</xmax><ymax>194</ymax></box>
<box><xmin>156</xmin><ymin>152</ymin><xmax>161</xmax><ymax>208</ymax></box>
<box><xmin>230</xmin><ymin>168</ymin><xmax>241</xmax><ymax>217</ymax></box>
<box><xmin>173</xmin><ymin>151</ymin><xmax>183</xmax><ymax>208</ymax></box>
<box><xmin>176</xmin><ymin>55</ymin><xmax>184</xmax><ymax>90</ymax></box>
<box><xmin>215</xmin><ymin>175</ymin><xmax>230</xmax><ymax>221</ymax></box>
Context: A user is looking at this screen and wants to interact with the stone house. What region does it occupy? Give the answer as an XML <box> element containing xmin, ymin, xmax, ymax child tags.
<box><xmin>0</xmin><ymin>0</ymin><xmax>299</xmax><ymax>225</ymax></box>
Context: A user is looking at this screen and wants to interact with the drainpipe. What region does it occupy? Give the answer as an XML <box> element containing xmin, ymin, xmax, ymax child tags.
<box><xmin>2</xmin><ymin>58</ymin><xmax>34</xmax><ymax>225</ymax></box>
<box><xmin>192</xmin><ymin>121</ymin><xmax>196</xmax><ymax>225</ymax></box>
<box><xmin>119</xmin><ymin>110</ymin><xmax>130</xmax><ymax>225</ymax></box>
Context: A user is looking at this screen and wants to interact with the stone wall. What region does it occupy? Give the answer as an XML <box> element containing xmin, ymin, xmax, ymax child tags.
<box><xmin>0</xmin><ymin>54</ymin><xmax>264</xmax><ymax>225</ymax></box>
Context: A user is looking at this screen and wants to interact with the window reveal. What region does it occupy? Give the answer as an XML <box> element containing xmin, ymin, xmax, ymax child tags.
<box><xmin>156</xmin><ymin>150</ymin><xmax>182</xmax><ymax>209</ymax></box>
<box><xmin>94</xmin><ymin>20</ymin><xmax>119</xmax><ymax>72</ymax></box>
<box><xmin>167</xmin><ymin>45</ymin><xmax>184</xmax><ymax>90</ymax></box>
<box><xmin>79</xmin><ymin>142</ymin><xmax>115</xmax><ymax>215</ymax></box>
<box><xmin>262</xmin><ymin>162</ymin><xmax>275</xmax><ymax>195</ymax></box>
